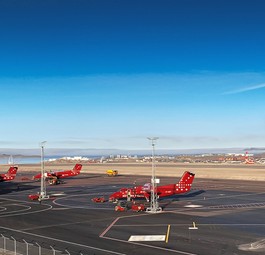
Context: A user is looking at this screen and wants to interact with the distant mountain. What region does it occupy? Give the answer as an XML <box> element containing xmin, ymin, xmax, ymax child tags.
<box><xmin>1</xmin><ymin>147</ymin><xmax>265</xmax><ymax>157</ymax></box>
<box><xmin>244</xmin><ymin>147</ymin><xmax>265</xmax><ymax>152</ymax></box>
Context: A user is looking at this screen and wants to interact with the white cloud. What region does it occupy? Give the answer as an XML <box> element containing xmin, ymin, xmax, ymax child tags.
<box><xmin>223</xmin><ymin>83</ymin><xmax>265</xmax><ymax>95</ymax></box>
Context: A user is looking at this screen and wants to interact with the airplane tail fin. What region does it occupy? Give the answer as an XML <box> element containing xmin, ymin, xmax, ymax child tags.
<box><xmin>32</xmin><ymin>173</ymin><xmax>41</xmax><ymax>180</ymax></box>
<box><xmin>245</xmin><ymin>151</ymin><xmax>254</xmax><ymax>164</ymax></box>
<box><xmin>5</xmin><ymin>166</ymin><xmax>18</xmax><ymax>180</ymax></box>
<box><xmin>73</xmin><ymin>164</ymin><xmax>82</xmax><ymax>174</ymax></box>
<box><xmin>175</xmin><ymin>171</ymin><xmax>195</xmax><ymax>194</ymax></box>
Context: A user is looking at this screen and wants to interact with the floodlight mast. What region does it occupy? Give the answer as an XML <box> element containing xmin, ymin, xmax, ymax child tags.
<box><xmin>39</xmin><ymin>141</ymin><xmax>47</xmax><ymax>201</ymax></box>
<box><xmin>146</xmin><ymin>137</ymin><xmax>162</xmax><ymax>213</ymax></box>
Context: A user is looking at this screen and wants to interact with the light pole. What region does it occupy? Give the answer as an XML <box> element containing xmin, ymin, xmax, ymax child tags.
<box><xmin>39</xmin><ymin>141</ymin><xmax>47</xmax><ymax>201</ymax></box>
<box><xmin>146</xmin><ymin>137</ymin><xmax>162</xmax><ymax>213</ymax></box>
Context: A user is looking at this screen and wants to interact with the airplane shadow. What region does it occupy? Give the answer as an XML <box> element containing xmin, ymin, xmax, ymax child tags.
<box><xmin>171</xmin><ymin>190</ymin><xmax>206</xmax><ymax>200</ymax></box>
<box><xmin>0</xmin><ymin>182</ymin><xmax>38</xmax><ymax>195</ymax></box>
<box><xmin>159</xmin><ymin>190</ymin><xmax>205</xmax><ymax>209</ymax></box>
<box><xmin>75</xmin><ymin>175</ymin><xmax>103</xmax><ymax>179</ymax></box>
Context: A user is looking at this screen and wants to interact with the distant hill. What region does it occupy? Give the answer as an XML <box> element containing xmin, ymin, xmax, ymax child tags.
<box><xmin>1</xmin><ymin>147</ymin><xmax>265</xmax><ymax>157</ymax></box>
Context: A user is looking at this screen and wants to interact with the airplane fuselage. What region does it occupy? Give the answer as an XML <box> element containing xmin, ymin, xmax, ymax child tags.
<box><xmin>33</xmin><ymin>164</ymin><xmax>82</xmax><ymax>181</ymax></box>
<box><xmin>109</xmin><ymin>171</ymin><xmax>195</xmax><ymax>201</ymax></box>
<box><xmin>46</xmin><ymin>170</ymin><xmax>80</xmax><ymax>179</ymax></box>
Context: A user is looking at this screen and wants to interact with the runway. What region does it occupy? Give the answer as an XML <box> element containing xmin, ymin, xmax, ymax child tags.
<box><xmin>1</xmin><ymin>173</ymin><xmax>265</xmax><ymax>254</ymax></box>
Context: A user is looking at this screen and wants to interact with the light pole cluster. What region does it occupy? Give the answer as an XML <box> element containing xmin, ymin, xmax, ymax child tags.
<box><xmin>146</xmin><ymin>137</ymin><xmax>162</xmax><ymax>213</ymax></box>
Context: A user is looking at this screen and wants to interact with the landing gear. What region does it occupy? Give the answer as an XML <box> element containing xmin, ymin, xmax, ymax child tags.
<box><xmin>48</xmin><ymin>177</ymin><xmax>62</xmax><ymax>185</ymax></box>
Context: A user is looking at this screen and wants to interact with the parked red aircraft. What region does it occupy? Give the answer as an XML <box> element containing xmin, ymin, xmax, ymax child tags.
<box><xmin>245</xmin><ymin>151</ymin><xmax>254</xmax><ymax>164</ymax></box>
<box><xmin>32</xmin><ymin>164</ymin><xmax>82</xmax><ymax>184</ymax></box>
<box><xmin>109</xmin><ymin>171</ymin><xmax>195</xmax><ymax>202</ymax></box>
<box><xmin>0</xmin><ymin>166</ymin><xmax>18</xmax><ymax>182</ymax></box>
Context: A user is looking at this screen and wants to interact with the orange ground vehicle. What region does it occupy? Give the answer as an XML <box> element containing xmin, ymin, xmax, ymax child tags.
<box><xmin>91</xmin><ymin>197</ymin><xmax>106</xmax><ymax>203</ymax></box>
<box><xmin>131</xmin><ymin>203</ymin><xmax>145</xmax><ymax>212</ymax></box>
<box><xmin>106</xmin><ymin>170</ymin><xmax>118</xmax><ymax>177</ymax></box>
<box><xmin>28</xmin><ymin>194</ymin><xmax>40</xmax><ymax>200</ymax></box>
<box><xmin>28</xmin><ymin>193</ymin><xmax>53</xmax><ymax>201</ymax></box>
<box><xmin>114</xmin><ymin>201</ymin><xmax>145</xmax><ymax>212</ymax></box>
<box><xmin>115</xmin><ymin>205</ymin><xmax>127</xmax><ymax>211</ymax></box>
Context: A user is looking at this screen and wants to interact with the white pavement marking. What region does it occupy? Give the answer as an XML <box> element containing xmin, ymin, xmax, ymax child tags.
<box><xmin>103</xmin><ymin>236</ymin><xmax>198</xmax><ymax>255</ymax></box>
<box><xmin>0</xmin><ymin>198</ymin><xmax>52</xmax><ymax>217</ymax></box>
<box><xmin>0</xmin><ymin>205</ymin><xmax>52</xmax><ymax>218</ymax></box>
<box><xmin>0</xmin><ymin>226</ymin><xmax>126</xmax><ymax>255</ymax></box>
<box><xmin>239</xmin><ymin>239</ymin><xmax>265</xmax><ymax>251</ymax></box>
<box><xmin>0</xmin><ymin>206</ymin><xmax>7</xmax><ymax>212</ymax></box>
<box><xmin>21</xmin><ymin>217</ymin><xmax>110</xmax><ymax>231</ymax></box>
<box><xmin>52</xmin><ymin>193</ymin><xmax>114</xmax><ymax>210</ymax></box>
<box><xmin>52</xmin><ymin>207</ymin><xmax>71</xmax><ymax>210</ymax></box>
<box><xmin>0</xmin><ymin>204</ymin><xmax>31</xmax><ymax>215</ymax></box>
<box><xmin>51</xmin><ymin>193</ymin><xmax>65</xmax><ymax>196</ymax></box>
<box><xmin>129</xmin><ymin>235</ymin><xmax>166</xmax><ymax>241</ymax></box>
<box><xmin>100</xmin><ymin>215</ymin><xmax>198</xmax><ymax>255</ymax></box>
<box><xmin>184</xmin><ymin>205</ymin><xmax>202</xmax><ymax>208</ymax></box>
<box><xmin>100</xmin><ymin>217</ymin><xmax>120</xmax><ymax>237</ymax></box>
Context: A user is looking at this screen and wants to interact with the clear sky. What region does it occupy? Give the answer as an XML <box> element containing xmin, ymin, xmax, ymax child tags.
<box><xmin>0</xmin><ymin>0</ymin><xmax>265</xmax><ymax>151</ymax></box>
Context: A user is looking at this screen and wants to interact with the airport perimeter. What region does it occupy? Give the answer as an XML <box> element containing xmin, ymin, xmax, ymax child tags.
<box><xmin>1</xmin><ymin>163</ymin><xmax>265</xmax><ymax>254</ymax></box>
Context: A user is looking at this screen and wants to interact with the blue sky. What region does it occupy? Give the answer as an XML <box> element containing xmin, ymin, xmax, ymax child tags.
<box><xmin>0</xmin><ymin>0</ymin><xmax>265</xmax><ymax>152</ymax></box>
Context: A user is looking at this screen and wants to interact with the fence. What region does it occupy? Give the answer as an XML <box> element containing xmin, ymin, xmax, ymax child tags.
<box><xmin>0</xmin><ymin>234</ymin><xmax>64</xmax><ymax>255</ymax></box>
<box><xmin>0</xmin><ymin>232</ymin><xmax>110</xmax><ymax>255</ymax></box>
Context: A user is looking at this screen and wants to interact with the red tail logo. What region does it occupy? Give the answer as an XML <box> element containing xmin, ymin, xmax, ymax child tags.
<box><xmin>175</xmin><ymin>171</ymin><xmax>195</xmax><ymax>193</ymax></box>
<box><xmin>245</xmin><ymin>151</ymin><xmax>254</xmax><ymax>164</ymax></box>
<box><xmin>7</xmin><ymin>166</ymin><xmax>18</xmax><ymax>178</ymax></box>
<box><xmin>0</xmin><ymin>166</ymin><xmax>18</xmax><ymax>181</ymax></box>
<box><xmin>73</xmin><ymin>164</ymin><xmax>82</xmax><ymax>173</ymax></box>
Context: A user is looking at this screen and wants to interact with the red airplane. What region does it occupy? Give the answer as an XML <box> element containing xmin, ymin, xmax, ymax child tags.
<box><xmin>32</xmin><ymin>164</ymin><xmax>82</xmax><ymax>184</ymax></box>
<box><xmin>0</xmin><ymin>166</ymin><xmax>18</xmax><ymax>182</ymax></box>
<box><xmin>109</xmin><ymin>171</ymin><xmax>195</xmax><ymax>202</ymax></box>
<box><xmin>245</xmin><ymin>151</ymin><xmax>254</xmax><ymax>164</ymax></box>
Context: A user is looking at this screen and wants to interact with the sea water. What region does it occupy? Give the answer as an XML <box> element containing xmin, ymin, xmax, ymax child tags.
<box><xmin>0</xmin><ymin>157</ymin><xmax>40</xmax><ymax>164</ymax></box>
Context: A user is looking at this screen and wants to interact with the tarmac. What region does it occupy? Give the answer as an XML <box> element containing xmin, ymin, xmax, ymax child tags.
<box><xmin>0</xmin><ymin>164</ymin><xmax>265</xmax><ymax>254</ymax></box>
